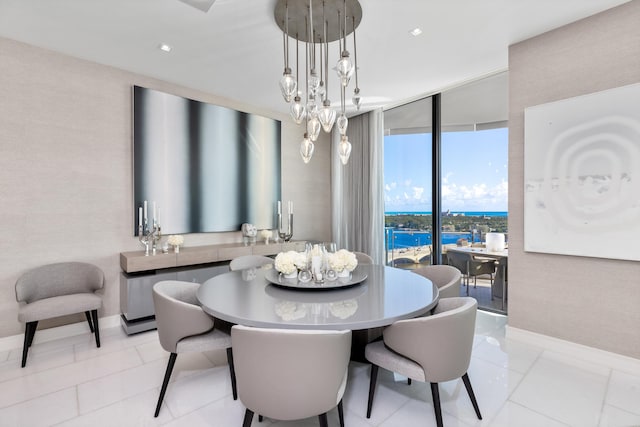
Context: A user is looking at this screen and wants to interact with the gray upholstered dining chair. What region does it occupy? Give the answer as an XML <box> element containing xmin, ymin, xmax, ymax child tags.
<box><xmin>365</xmin><ymin>297</ymin><xmax>482</xmax><ymax>427</ymax></box>
<box><xmin>229</xmin><ymin>255</ymin><xmax>273</xmax><ymax>271</ymax></box>
<box><xmin>446</xmin><ymin>251</ymin><xmax>495</xmax><ymax>294</ymax></box>
<box><xmin>353</xmin><ymin>251</ymin><xmax>374</xmax><ymax>265</ymax></box>
<box><xmin>231</xmin><ymin>325</ymin><xmax>352</xmax><ymax>427</ymax></box>
<box><xmin>412</xmin><ymin>265</ymin><xmax>461</xmax><ymax>299</ymax></box>
<box><xmin>15</xmin><ymin>262</ymin><xmax>104</xmax><ymax>368</ymax></box>
<box><xmin>152</xmin><ymin>280</ymin><xmax>237</xmax><ymax>417</ymax></box>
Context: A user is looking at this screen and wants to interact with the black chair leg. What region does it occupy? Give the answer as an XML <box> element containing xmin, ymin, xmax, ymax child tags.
<box><xmin>84</xmin><ymin>311</ymin><xmax>94</xmax><ymax>333</ymax></box>
<box><xmin>155</xmin><ymin>353</ymin><xmax>177</xmax><ymax>417</ymax></box>
<box><xmin>258</xmin><ymin>415</ymin><xmax>263</xmax><ymax>422</ymax></box>
<box><xmin>226</xmin><ymin>347</ymin><xmax>237</xmax><ymax>400</ymax></box>
<box><xmin>21</xmin><ymin>321</ymin><xmax>38</xmax><ymax>368</ymax></box>
<box><xmin>407</xmin><ymin>378</ymin><xmax>412</xmax><ymax>385</ymax></box>
<box><xmin>366</xmin><ymin>364</ymin><xmax>379</xmax><ymax>418</ymax></box>
<box><xmin>91</xmin><ymin>310</ymin><xmax>101</xmax><ymax>347</ymax></box>
<box><xmin>462</xmin><ymin>373</ymin><xmax>482</xmax><ymax>420</ymax></box>
<box><xmin>242</xmin><ymin>409</ymin><xmax>254</xmax><ymax>427</ymax></box>
<box><xmin>318</xmin><ymin>413</ymin><xmax>328</xmax><ymax>427</ymax></box>
<box><xmin>338</xmin><ymin>399</ymin><xmax>344</xmax><ymax>427</ymax></box>
<box><xmin>430</xmin><ymin>382</ymin><xmax>443</xmax><ymax>427</ymax></box>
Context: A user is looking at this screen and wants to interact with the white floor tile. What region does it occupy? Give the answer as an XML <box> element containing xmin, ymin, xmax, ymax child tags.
<box><xmin>74</xmin><ymin>329</ymin><xmax>157</xmax><ymax>362</ymax></box>
<box><xmin>77</xmin><ymin>358</ymin><xmax>167</xmax><ymax>414</ymax></box>
<box><xmin>162</xmin><ymin>394</ymin><xmax>257</xmax><ymax>427</ymax></box>
<box><xmin>472</xmin><ymin>335</ymin><xmax>543</xmax><ymax>374</ymax></box>
<box><xmin>0</xmin><ymin>347</ymin><xmax>142</xmax><ymax>409</ymax></box>
<box><xmin>55</xmin><ymin>388</ymin><xmax>172</xmax><ymax>427</ymax></box>
<box><xmin>0</xmin><ymin>387</ymin><xmax>78</xmax><ymax>427</ymax></box>
<box><xmin>598</xmin><ymin>404</ymin><xmax>640</xmax><ymax>427</ymax></box>
<box><xmin>378</xmin><ymin>398</ymin><xmax>473</xmax><ymax>427</ymax></box>
<box><xmin>163</xmin><ymin>364</ymin><xmax>235</xmax><ymax>418</ymax></box>
<box><xmin>606</xmin><ymin>369</ymin><xmax>640</xmax><ymax>416</ymax></box>
<box><xmin>509</xmin><ymin>353</ymin><xmax>609</xmax><ymax>427</ymax></box>
<box><xmin>488</xmin><ymin>401</ymin><xmax>569</xmax><ymax>427</ymax></box>
<box><xmin>0</xmin><ymin>346</ymin><xmax>75</xmax><ymax>383</ymax></box>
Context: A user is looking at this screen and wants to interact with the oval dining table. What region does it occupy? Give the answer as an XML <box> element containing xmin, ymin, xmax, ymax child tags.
<box><xmin>197</xmin><ymin>264</ymin><xmax>439</xmax><ymax>360</ymax></box>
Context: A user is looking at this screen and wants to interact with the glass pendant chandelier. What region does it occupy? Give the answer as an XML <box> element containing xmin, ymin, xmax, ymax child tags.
<box><xmin>275</xmin><ymin>0</ymin><xmax>363</xmax><ymax>165</ymax></box>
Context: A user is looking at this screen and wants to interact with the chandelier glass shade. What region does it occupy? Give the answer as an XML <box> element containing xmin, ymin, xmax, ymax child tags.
<box><xmin>275</xmin><ymin>0</ymin><xmax>362</xmax><ymax>164</ymax></box>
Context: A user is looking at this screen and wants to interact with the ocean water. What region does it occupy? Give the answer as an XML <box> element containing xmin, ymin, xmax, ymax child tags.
<box><xmin>385</xmin><ymin>211</ymin><xmax>508</xmax><ymax>248</ymax></box>
<box><xmin>387</xmin><ymin>231</ymin><xmax>471</xmax><ymax>249</ymax></box>
<box><xmin>385</xmin><ymin>211</ymin><xmax>508</xmax><ymax>217</ymax></box>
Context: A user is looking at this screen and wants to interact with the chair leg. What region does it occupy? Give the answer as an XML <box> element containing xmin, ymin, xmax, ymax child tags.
<box><xmin>21</xmin><ymin>321</ymin><xmax>38</xmax><ymax>368</ymax></box>
<box><xmin>258</xmin><ymin>414</ymin><xmax>263</xmax><ymax>422</ymax></box>
<box><xmin>154</xmin><ymin>353</ymin><xmax>177</xmax><ymax>417</ymax></box>
<box><xmin>90</xmin><ymin>310</ymin><xmax>101</xmax><ymax>348</ymax></box>
<box><xmin>84</xmin><ymin>311</ymin><xmax>94</xmax><ymax>333</ymax></box>
<box><xmin>318</xmin><ymin>413</ymin><xmax>328</xmax><ymax>427</ymax></box>
<box><xmin>338</xmin><ymin>399</ymin><xmax>345</xmax><ymax>427</ymax></box>
<box><xmin>462</xmin><ymin>373</ymin><xmax>482</xmax><ymax>420</ymax></box>
<box><xmin>226</xmin><ymin>347</ymin><xmax>237</xmax><ymax>400</ymax></box>
<box><xmin>407</xmin><ymin>378</ymin><xmax>412</xmax><ymax>385</ymax></box>
<box><xmin>430</xmin><ymin>382</ymin><xmax>443</xmax><ymax>427</ymax></box>
<box><xmin>242</xmin><ymin>409</ymin><xmax>254</xmax><ymax>427</ymax></box>
<box><xmin>366</xmin><ymin>364</ymin><xmax>379</xmax><ymax>418</ymax></box>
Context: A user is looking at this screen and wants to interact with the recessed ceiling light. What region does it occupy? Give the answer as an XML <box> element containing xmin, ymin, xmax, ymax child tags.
<box><xmin>409</xmin><ymin>28</ymin><xmax>423</xmax><ymax>37</ymax></box>
<box><xmin>159</xmin><ymin>43</ymin><xmax>172</xmax><ymax>53</ymax></box>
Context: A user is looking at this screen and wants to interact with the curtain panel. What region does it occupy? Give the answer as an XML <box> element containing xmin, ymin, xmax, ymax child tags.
<box><xmin>331</xmin><ymin>108</ymin><xmax>385</xmax><ymax>264</ymax></box>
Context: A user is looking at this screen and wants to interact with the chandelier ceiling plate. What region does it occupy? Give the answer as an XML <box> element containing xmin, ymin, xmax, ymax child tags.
<box><xmin>274</xmin><ymin>0</ymin><xmax>362</xmax><ymax>44</ymax></box>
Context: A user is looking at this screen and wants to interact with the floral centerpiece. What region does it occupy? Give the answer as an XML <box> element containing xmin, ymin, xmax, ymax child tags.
<box><xmin>274</xmin><ymin>250</ymin><xmax>306</xmax><ymax>278</ymax></box>
<box><xmin>327</xmin><ymin>249</ymin><xmax>358</xmax><ymax>277</ymax></box>
<box><xmin>167</xmin><ymin>235</ymin><xmax>184</xmax><ymax>253</ymax></box>
<box><xmin>260</xmin><ymin>229</ymin><xmax>272</xmax><ymax>244</ymax></box>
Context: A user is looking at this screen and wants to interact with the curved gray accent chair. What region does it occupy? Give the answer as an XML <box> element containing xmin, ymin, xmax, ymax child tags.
<box><xmin>152</xmin><ymin>280</ymin><xmax>237</xmax><ymax>417</ymax></box>
<box><xmin>229</xmin><ymin>255</ymin><xmax>274</xmax><ymax>271</ymax></box>
<box><xmin>365</xmin><ymin>297</ymin><xmax>482</xmax><ymax>427</ymax></box>
<box><xmin>231</xmin><ymin>325</ymin><xmax>352</xmax><ymax>427</ymax></box>
<box><xmin>446</xmin><ymin>251</ymin><xmax>495</xmax><ymax>294</ymax></box>
<box><xmin>353</xmin><ymin>251</ymin><xmax>374</xmax><ymax>265</ymax></box>
<box><xmin>413</xmin><ymin>265</ymin><xmax>461</xmax><ymax>299</ymax></box>
<box><xmin>15</xmin><ymin>262</ymin><xmax>104</xmax><ymax>368</ymax></box>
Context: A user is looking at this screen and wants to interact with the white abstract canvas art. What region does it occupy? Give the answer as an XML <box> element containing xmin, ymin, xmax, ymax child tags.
<box><xmin>524</xmin><ymin>83</ymin><xmax>640</xmax><ymax>261</ymax></box>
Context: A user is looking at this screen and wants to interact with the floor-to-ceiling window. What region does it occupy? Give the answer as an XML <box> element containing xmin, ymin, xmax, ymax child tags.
<box><xmin>383</xmin><ymin>72</ymin><xmax>508</xmax><ymax>313</ymax></box>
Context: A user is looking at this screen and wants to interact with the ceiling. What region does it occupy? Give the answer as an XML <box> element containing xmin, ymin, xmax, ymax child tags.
<box><xmin>0</xmin><ymin>0</ymin><xmax>630</xmax><ymax>119</ymax></box>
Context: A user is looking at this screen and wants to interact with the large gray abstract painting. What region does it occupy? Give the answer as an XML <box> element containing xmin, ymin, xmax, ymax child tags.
<box><xmin>524</xmin><ymin>83</ymin><xmax>640</xmax><ymax>261</ymax></box>
<box><xmin>133</xmin><ymin>86</ymin><xmax>281</xmax><ymax>235</ymax></box>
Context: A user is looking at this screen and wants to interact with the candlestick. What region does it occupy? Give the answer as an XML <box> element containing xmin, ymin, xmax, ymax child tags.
<box><xmin>152</xmin><ymin>201</ymin><xmax>157</xmax><ymax>225</ymax></box>
<box><xmin>143</xmin><ymin>200</ymin><xmax>148</xmax><ymax>224</ymax></box>
<box><xmin>277</xmin><ymin>200</ymin><xmax>281</xmax><ymax>215</ymax></box>
<box><xmin>138</xmin><ymin>207</ymin><xmax>142</xmax><ymax>228</ymax></box>
<box><xmin>288</xmin><ymin>201</ymin><xmax>293</xmax><ymax>214</ymax></box>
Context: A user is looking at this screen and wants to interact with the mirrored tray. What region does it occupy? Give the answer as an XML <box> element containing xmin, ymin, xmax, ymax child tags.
<box><xmin>265</xmin><ymin>268</ymin><xmax>367</xmax><ymax>290</ymax></box>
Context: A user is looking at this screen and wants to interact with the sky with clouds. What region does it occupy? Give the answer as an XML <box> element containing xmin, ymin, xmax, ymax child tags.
<box><xmin>384</xmin><ymin>128</ymin><xmax>508</xmax><ymax>212</ymax></box>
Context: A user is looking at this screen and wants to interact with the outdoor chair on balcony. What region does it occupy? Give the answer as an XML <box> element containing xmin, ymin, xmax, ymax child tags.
<box><xmin>446</xmin><ymin>251</ymin><xmax>495</xmax><ymax>295</ymax></box>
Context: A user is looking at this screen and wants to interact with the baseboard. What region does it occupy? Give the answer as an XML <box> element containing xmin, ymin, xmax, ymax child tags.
<box><xmin>506</xmin><ymin>325</ymin><xmax>640</xmax><ymax>374</ymax></box>
<box><xmin>0</xmin><ymin>314</ymin><xmax>121</xmax><ymax>353</ymax></box>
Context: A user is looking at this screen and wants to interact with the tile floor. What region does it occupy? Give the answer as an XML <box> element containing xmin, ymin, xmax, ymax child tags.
<box><xmin>0</xmin><ymin>312</ymin><xmax>639</xmax><ymax>427</ymax></box>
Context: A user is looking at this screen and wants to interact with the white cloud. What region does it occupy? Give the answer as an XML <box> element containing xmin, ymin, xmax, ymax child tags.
<box><xmin>412</xmin><ymin>187</ymin><xmax>424</xmax><ymax>200</ymax></box>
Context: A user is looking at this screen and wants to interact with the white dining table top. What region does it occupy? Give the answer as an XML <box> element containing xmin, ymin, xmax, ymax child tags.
<box><xmin>197</xmin><ymin>264</ymin><xmax>439</xmax><ymax>330</ymax></box>
<box><xmin>447</xmin><ymin>246</ymin><xmax>509</xmax><ymax>258</ymax></box>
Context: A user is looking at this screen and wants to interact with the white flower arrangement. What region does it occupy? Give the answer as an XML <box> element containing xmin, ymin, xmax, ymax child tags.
<box><xmin>167</xmin><ymin>235</ymin><xmax>184</xmax><ymax>246</ymax></box>
<box><xmin>274</xmin><ymin>251</ymin><xmax>301</xmax><ymax>275</ymax></box>
<box><xmin>260</xmin><ymin>229</ymin><xmax>272</xmax><ymax>241</ymax></box>
<box><xmin>328</xmin><ymin>249</ymin><xmax>358</xmax><ymax>272</ymax></box>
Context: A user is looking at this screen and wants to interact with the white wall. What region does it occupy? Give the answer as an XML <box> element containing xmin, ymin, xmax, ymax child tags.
<box><xmin>0</xmin><ymin>37</ymin><xmax>332</xmax><ymax>338</ymax></box>
<box><xmin>508</xmin><ymin>1</ymin><xmax>640</xmax><ymax>359</ymax></box>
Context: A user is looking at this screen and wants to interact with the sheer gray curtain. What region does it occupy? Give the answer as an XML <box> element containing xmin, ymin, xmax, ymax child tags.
<box><xmin>331</xmin><ymin>109</ymin><xmax>385</xmax><ymax>264</ymax></box>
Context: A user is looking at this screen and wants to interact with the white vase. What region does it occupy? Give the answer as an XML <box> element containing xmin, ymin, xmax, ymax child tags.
<box><xmin>174</xmin><ymin>245</ymin><xmax>180</xmax><ymax>253</ymax></box>
<box><xmin>284</xmin><ymin>271</ymin><xmax>298</xmax><ymax>279</ymax></box>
